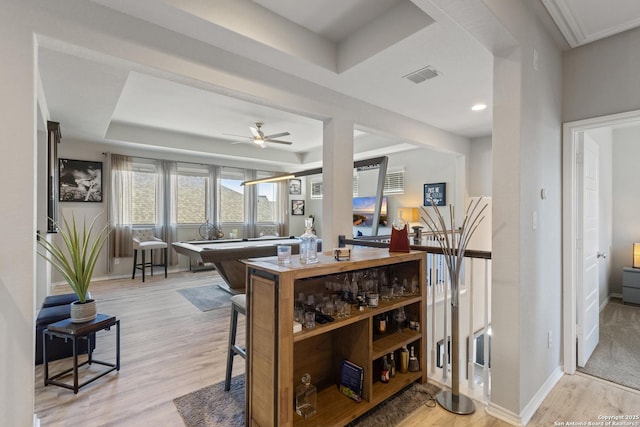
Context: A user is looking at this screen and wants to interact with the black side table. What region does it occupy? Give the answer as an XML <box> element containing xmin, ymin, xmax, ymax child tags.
<box><xmin>43</xmin><ymin>313</ymin><xmax>120</xmax><ymax>393</ymax></box>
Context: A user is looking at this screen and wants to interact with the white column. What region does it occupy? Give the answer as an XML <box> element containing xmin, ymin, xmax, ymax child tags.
<box><xmin>0</xmin><ymin>2</ymin><xmax>37</xmax><ymax>425</ymax></box>
<box><xmin>321</xmin><ymin>117</ymin><xmax>354</xmax><ymax>248</ymax></box>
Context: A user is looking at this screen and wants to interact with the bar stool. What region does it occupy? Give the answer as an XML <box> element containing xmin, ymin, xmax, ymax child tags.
<box><xmin>132</xmin><ymin>229</ymin><xmax>168</xmax><ymax>282</ymax></box>
<box><xmin>225</xmin><ymin>294</ymin><xmax>246</xmax><ymax>391</ymax></box>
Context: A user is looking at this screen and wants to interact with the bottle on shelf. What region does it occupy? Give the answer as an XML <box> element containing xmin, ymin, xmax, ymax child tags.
<box><xmin>399</xmin><ymin>346</ymin><xmax>409</xmax><ymax>373</ymax></box>
<box><xmin>380</xmin><ymin>355</ymin><xmax>390</xmax><ymax>383</ymax></box>
<box><xmin>296</xmin><ymin>373</ymin><xmax>317</xmax><ymax>419</ymax></box>
<box><xmin>299</xmin><ymin>217</ymin><xmax>318</xmax><ymax>264</ymax></box>
<box><xmin>376</xmin><ymin>315</ymin><xmax>387</xmax><ymax>334</ymax></box>
<box><xmin>408</xmin><ymin>346</ymin><xmax>420</xmax><ymax>372</ymax></box>
<box><xmin>389</xmin><ymin>352</ymin><xmax>396</xmax><ymax>377</ymax></box>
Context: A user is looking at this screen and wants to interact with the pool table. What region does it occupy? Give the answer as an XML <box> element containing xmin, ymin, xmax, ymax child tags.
<box><xmin>172</xmin><ymin>237</ymin><xmax>300</xmax><ymax>293</ymax></box>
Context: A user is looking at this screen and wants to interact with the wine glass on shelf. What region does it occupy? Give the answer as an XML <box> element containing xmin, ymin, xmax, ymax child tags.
<box><xmin>393</xmin><ymin>307</ymin><xmax>406</xmax><ymax>333</ymax></box>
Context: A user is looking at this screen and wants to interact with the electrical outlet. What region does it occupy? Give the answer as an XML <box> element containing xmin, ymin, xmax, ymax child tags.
<box><xmin>547</xmin><ymin>330</ymin><xmax>552</xmax><ymax>349</ymax></box>
<box><xmin>532</xmin><ymin>210</ymin><xmax>538</xmax><ymax>230</ymax></box>
<box><xmin>114</xmin><ymin>258</ymin><xmax>120</xmax><ymax>265</ymax></box>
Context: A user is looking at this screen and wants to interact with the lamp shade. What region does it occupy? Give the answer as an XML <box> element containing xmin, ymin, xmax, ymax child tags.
<box><xmin>634</xmin><ymin>243</ymin><xmax>640</xmax><ymax>269</ymax></box>
<box><xmin>397</xmin><ymin>207</ymin><xmax>419</xmax><ymax>223</ymax></box>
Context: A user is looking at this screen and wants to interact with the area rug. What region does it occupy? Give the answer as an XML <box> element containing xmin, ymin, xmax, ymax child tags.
<box><xmin>577</xmin><ymin>299</ymin><xmax>640</xmax><ymax>391</ymax></box>
<box><xmin>173</xmin><ymin>374</ymin><xmax>440</xmax><ymax>427</ymax></box>
<box><xmin>177</xmin><ymin>284</ymin><xmax>232</xmax><ymax>312</ymax></box>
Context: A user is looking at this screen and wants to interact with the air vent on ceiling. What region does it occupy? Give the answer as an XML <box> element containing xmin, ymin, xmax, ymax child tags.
<box><xmin>403</xmin><ymin>66</ymin><xmax>440</xmax><ymax>84</ymax></box>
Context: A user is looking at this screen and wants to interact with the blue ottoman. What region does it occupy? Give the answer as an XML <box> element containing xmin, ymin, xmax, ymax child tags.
<box><xmin>42</xmin><ymin>293</ymin><xmax>78</xmax><ymax>308</ymax></box>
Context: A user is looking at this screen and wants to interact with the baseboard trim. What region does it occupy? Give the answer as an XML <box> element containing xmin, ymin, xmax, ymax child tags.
<box><xmin>520</xmin><ymin>366</ymin><xmax>564</xmax><ymax>425</ymax></box>
<box><xmin>486</xmin><ymin>366</ymin><xmax>563</xmax><ymax>426</ymax></box>
<box><xmin>486</xmin><ymin>402</ymin><xmax>523</xmax><ymax>426</ymax></box>
<box><xmin>600</xmin><ymin>295</ymin><xmax>611</xmax><ymax>312</ymax></box>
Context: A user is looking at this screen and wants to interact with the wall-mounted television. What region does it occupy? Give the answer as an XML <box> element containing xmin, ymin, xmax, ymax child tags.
<box><xmin>353</xmin><ymin>196</ymin><xmax>387</xmax><ymax>227</ymax></box>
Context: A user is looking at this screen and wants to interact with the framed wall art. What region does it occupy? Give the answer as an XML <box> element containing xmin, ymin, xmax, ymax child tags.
<box><xmin>289</xmin><ymin>178</ymin><xmax>302</xmax><ymax>195</ymax></box>
<box><xmin>292</xmin><ymin>199</ymin><xmax>305</xmax><ymax>215</ymax></box>
<box><xmin>423</xmin><ymin>182</ymin><xmax>446</xmax><ymax>206</ymax></box>
<box><xmin>59</xmin><ymin>158</ymin><xmax>103</xmax><ymax>202</ymax></box>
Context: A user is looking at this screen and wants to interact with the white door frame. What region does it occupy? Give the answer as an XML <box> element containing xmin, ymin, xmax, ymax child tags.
<box><xmin>562</xmin><ymin>109</ymin><xmax>640</xmax><ymax>374</ymax></box>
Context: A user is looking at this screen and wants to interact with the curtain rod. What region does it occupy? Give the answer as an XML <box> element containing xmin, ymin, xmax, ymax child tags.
<box><xmin>101</xmin><ymin>152</ymin><xmax>282</xmax><ymax>171</ymax></box>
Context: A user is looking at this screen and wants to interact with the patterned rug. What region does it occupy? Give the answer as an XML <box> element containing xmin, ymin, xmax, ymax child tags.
<box><xmin>173</xmin><ymin>375</ymin><xmax>440</xmax><ymax>427</ymax></box>
<box><xmin>177</xmin><ymin>284</ymin><xmax>232</xmax><ymax>312</ymax></box>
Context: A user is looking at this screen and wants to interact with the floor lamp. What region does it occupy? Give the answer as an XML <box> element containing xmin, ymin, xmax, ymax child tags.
<box><xmin>420</xmin><ymin>197</ymin><xmax>488</xmax><ymax>415</ymax></box>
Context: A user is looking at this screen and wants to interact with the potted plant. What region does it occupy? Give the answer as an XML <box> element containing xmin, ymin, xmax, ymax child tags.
<box><xmin>38</xmin><ymin>213</ymin><xmax>110</xmax><ymax>323</ymax></box>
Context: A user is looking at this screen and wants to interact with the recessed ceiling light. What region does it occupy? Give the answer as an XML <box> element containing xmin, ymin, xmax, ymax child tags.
<box><xmin>472</xmin><ymin>103</ymin><xmax>487</xmax><ymax>111</ymax></box>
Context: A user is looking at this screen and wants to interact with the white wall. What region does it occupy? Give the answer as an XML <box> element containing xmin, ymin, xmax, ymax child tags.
<box><xmin>0</xmin><ymin>2</ymin><xmax>36</xmax><ymax>425</ymax></box>
<box><xmin>483</xmin><ymin>0</ymin><xmax>564</xmax><ymax>421</ymax></box>
<box><xmin>469</xmin><ymin>135</ymin><xmax>492</xmax><ymax>197</ymax></box>
<box><xmin>301</xmin><ymin>146</ymin><xmax>464</xmax><ymax>239</ymax></box>
<box><xmin>563</xmin><ymin>26</ymin><xmax>640</xmax><ymax>123</ymax></box>
<box><xmin>611</xmin><ymin>125</ymin><xmax>640</xmax><ymax>293</ymax></box>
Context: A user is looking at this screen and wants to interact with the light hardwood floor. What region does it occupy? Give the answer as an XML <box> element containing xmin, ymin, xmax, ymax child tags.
<box><xmin>35</xmin><ymin>271</ymin><xmax>640</xmax><ymax>427</ymax></box>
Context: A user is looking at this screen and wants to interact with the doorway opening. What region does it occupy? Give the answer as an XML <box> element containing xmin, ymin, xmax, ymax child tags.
<box><xmin>562</xmin><ymin>108</ymin><xmax>640</xmax><ymax>391</ymax></box>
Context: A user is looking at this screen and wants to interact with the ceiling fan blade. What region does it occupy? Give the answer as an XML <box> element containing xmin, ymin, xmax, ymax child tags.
<box><xmin>223</xmin><ymin>133</ymin><xmax>252</xmax><ymax>139</ymax></box>
<box><xmin>265</xmin><ymin>139</ymin><xmax>293</xmax><ymax>145</ymax></box>
<box><xmin>264</xmin><ymin>131</ymin><xmax>290</xmax><ymax>139</ymax></box>
<box><xmin>250</xmin><ymin>127</ymin><xmax>260</xmax><ymax>138</ymax></box>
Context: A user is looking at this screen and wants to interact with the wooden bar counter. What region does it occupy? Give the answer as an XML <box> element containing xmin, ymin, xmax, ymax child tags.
<box><xmin>244</xmin><ymin>248</ymin><xmax>427</xmax><ymax>427</ymax></box>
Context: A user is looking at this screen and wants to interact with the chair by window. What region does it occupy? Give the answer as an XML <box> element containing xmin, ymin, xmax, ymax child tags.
<box><xmin>132</xmin><ymin>229</ymin><xmax>167</xmax><ymax>282</ymax></box>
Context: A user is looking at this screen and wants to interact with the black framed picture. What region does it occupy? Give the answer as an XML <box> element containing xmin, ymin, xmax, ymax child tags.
<box><xmin>292</xmin><ymin>199</ymin><xmax>305</xmax><ymax>215</ymax></box>
<box><xmin>423</xmin><ymin>182</ymin><xmax>446</xmax><ymax>206</ymax></box>
<box><xmin>289</xmin><ymin>178</ymin><xmax>302</xmax><ymax>195</ymax></box>
<box><xmin>59</xmin><ymin>158</ymin><xmax>103</xmax><ymax>202</ymax></box>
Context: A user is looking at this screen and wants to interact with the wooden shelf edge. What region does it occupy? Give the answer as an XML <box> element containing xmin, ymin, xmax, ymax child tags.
<box><xmin>371</xmin><ymin>371</ymin><xmax>424</xmax><ymax>406</ymax></box>
<box><xmin>292</xmin><ymin>295</ymin><xmax>422</xmax><ymax>343</ymax></box>
<box><xmin>372</xmin><ymin>329</ymin><xmax>422</xmax><ymax>360</ymax></box>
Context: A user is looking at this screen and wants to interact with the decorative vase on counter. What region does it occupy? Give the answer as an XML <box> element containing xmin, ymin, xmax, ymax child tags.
<box><xmin>299</xmin><ymin>217</ymin><xmax>318</xmax><ymax>264</ymax></box>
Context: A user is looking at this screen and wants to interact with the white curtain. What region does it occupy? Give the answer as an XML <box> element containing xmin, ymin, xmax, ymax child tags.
<box><xmin>244</xmin><ymin>169</ymin><xmax>257</xmax><ymax>237</ymax></box>
<box><xmin>109</xmin><ymin>154</ymin><xmax>133</xmax><ymax>259</ymax></box>
<box><xmin>159</xmin><ymin>160</ymin><xmax>178</xmax><ymax>265</ymax></box>
<box><xmin>276</xmin><ymin>179</ymin><xmax>288</xmax><ymax>236</ymax></box>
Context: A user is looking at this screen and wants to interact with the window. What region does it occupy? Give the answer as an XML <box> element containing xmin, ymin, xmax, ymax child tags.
<box><xmin>384</xmin><ymin>170</ymin><xmax>405</xmax><ymax>194</ymax></box>
<box><xmin>176</xmin><ymin>165</ymin><xmax>208</xmax><ymax>224</ymax></box>
<box><xmin>256</xmin><ymin>172</ymin><xmax>277</xmax><ymax>223</ymax></box>
<box><xmin>309</xmin><ymin>175</ymin><xmax>358</xmax><ymax>199</ymax></box>
<box><xmin>131</xmin><ymin>161</ymin><xmax>157</xmax><ymax>225</ymax></box>
<box><xmin>219</xmin><ymin>167</ymin><xmax>245</xmax><ymax>223</ymax></box>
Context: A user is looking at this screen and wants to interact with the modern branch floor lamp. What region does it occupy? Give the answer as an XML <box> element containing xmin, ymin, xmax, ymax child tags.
<box><xmin>421</xmin><ymin>197</ymin><xmax>488</xmax><ymax>415</ymax></box>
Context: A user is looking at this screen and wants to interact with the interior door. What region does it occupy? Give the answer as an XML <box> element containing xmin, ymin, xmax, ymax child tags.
<box><xmin>577</xmin><ymin>133</ymin><xmax>600</xmax><ymax>367</ymax></box>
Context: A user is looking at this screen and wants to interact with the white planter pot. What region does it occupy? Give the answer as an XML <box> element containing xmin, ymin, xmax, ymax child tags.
<box><xmin>70</xmin><ymin>299</ymin><xmax>97</xmax><ymax>323</ymax></box>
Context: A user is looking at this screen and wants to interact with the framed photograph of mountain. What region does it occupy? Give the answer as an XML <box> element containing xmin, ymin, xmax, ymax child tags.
<box><xmin>423</xmin><ymin>182</ymin><xmax>446</xmax><ymax>206</ymax></box>
<box><xmin>59</xmin><ymin>158</ymin><xmax>103</xmax><ymax>202</ymax></box>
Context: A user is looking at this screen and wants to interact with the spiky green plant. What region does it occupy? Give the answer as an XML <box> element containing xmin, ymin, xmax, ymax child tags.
<box><xmin>37</xmin><ymin>214</ymin><xmax>110</xmax><ymax>303</ymax></box>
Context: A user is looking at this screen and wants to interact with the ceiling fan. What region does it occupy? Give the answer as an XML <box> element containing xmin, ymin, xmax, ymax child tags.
<box><xmin>225</xmin><ymin>122</ymin><xmax>292</xmax><ymax>148</ymax></box>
